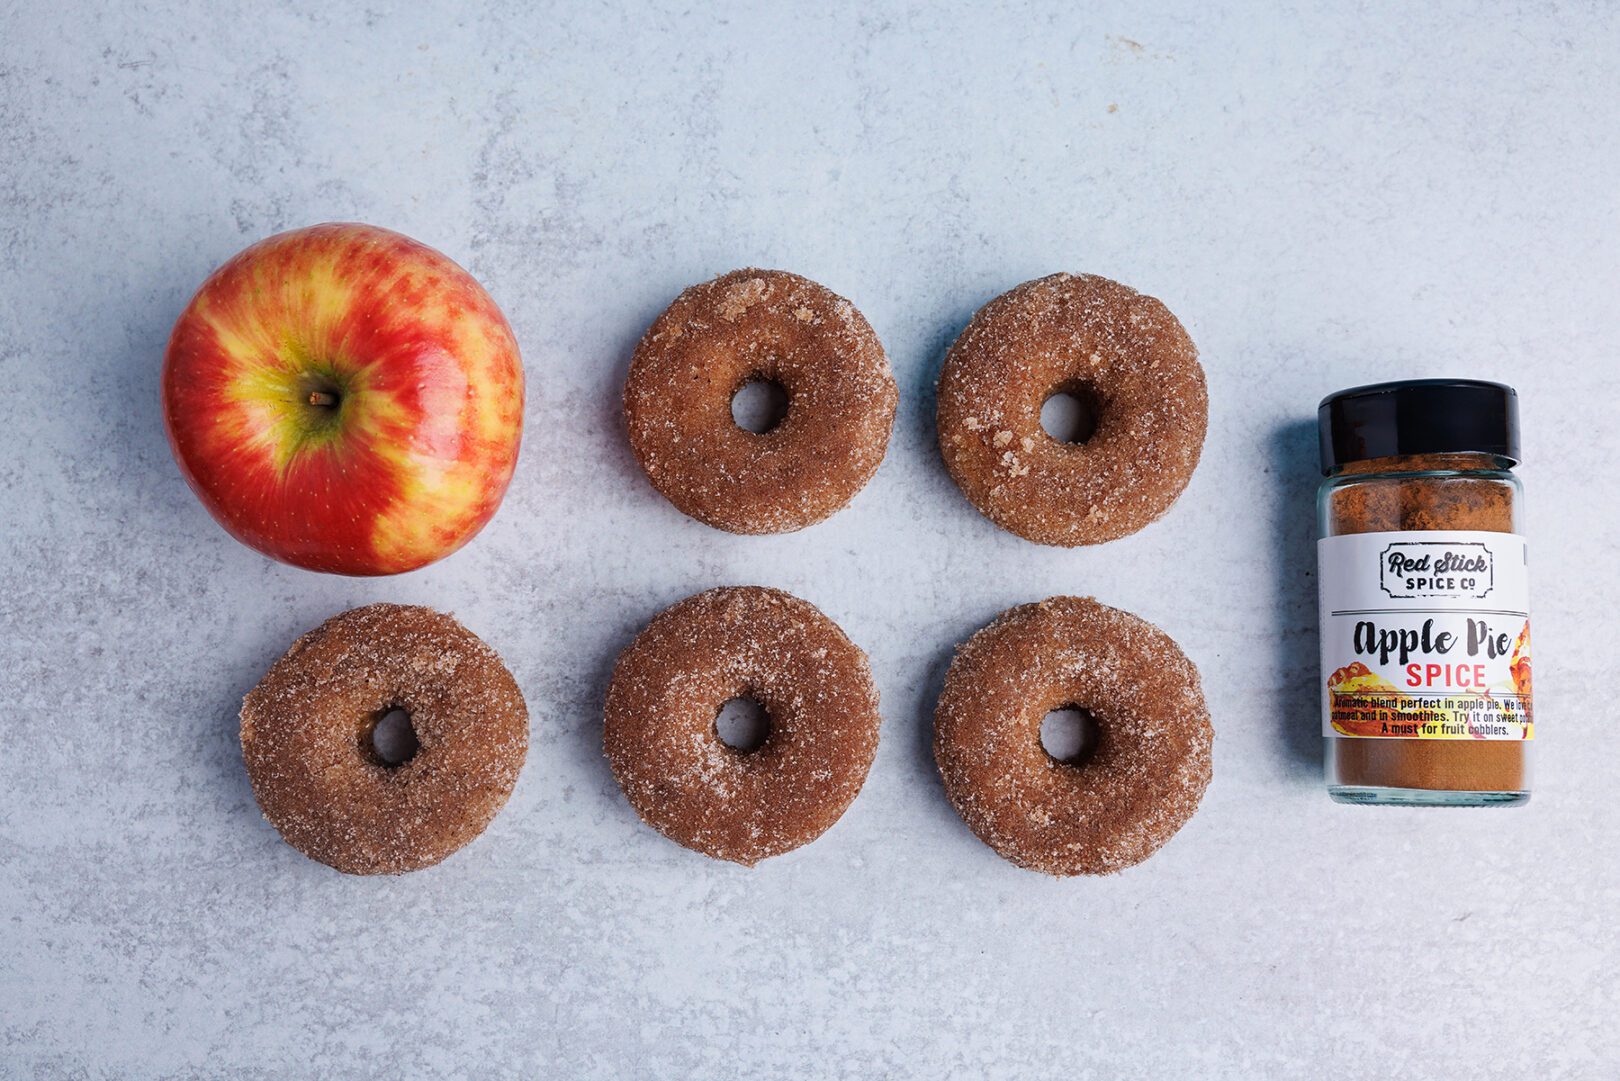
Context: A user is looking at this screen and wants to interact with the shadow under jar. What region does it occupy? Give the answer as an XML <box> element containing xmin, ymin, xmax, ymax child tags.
<box><xmin>1317</xmin><ymin>380</ymin><xmax>1533</xmax><ymax>806</ymax></box>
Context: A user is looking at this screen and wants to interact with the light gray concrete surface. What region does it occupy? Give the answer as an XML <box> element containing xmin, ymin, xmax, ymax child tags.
<box><xmin>2</xmin><ymin>2</ymin><xmax>1617</xmax><ymax>1077</ymax></box>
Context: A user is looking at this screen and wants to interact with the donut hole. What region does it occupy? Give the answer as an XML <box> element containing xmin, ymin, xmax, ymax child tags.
<box><xmin>1040</xmin><ymin>383</ymin><xmax>1103</xmax><ymax>445</ymax></box>
<box><xmin>715</xmin><ymin>695</ymin><xmax>771</xmax><ymax>753</ymax></box>
<box><xmin>731</xmin><ymin>377</ymin><xmax>790</xmax><ymax>434</ymax></box>
<box><xmin>367</xmin><ymin>707</ymin><xmax>420</xmax><ymax>767</ymax></box>
<box><xmin>1040</xmin><ymin>706</ymin><xmax>1101</xmax><ymax>766</ymax></box>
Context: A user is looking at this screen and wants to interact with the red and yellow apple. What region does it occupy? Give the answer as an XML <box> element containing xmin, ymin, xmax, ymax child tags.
<box><xmin>162</xmin><ymin>223</ymin><xmax>524</xmax><ymax>575</ymax></box>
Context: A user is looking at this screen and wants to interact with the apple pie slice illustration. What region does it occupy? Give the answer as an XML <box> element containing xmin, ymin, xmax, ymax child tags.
<box><xmin>1495</xmin><ymin>619</ymin><xmax>1533</xmax><ymax>737</ymax></box>
<box><xmin>1509</xmin><ymin>620</ymin><xmax>1532</xmax><ymax>700</ymax></box>
<box><xmin>1326</xmin><ymin>661</ymin><xmax>1404</xmax><ymax>736</ymax></box>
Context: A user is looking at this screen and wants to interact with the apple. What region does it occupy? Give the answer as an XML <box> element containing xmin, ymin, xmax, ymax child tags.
<box><xmin>162</xmin><ymin>223</ymin><xmax>524</xmax><ymax>575</ymax></box>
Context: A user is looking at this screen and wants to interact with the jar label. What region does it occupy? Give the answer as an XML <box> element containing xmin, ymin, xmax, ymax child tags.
<box><xmin>1318</xmin><ymin>530</ymin><xmax>1532</xmax><ymax>740</ymax></box>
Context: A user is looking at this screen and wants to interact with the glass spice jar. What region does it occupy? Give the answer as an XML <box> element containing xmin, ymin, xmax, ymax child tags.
<box><xmin>1316</xmin><ymin>379</ymin><xmax>1532</xmax><ymax>805</ymax></box>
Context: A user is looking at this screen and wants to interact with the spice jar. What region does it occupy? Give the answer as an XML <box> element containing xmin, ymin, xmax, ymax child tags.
<box><xmin>1316</xmin><ymin>379</ymin><xmax>1532</xmax><ymax>805</ymax></box>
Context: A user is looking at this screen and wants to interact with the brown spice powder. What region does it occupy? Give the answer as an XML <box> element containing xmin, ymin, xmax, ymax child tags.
<box><xmin>1327</xmin><ymin>453</ymin><xmax>1526</xmax><ymax>793</ymax></box>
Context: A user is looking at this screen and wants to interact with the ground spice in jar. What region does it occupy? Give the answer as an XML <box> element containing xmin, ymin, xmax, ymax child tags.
<box><xmin>1316</xmin><ymin>381</ymin><xmax>1532</xmax><ymax>806</ymax></box>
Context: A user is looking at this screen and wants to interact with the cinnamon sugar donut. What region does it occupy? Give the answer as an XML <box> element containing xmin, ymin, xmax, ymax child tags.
<box><xmin>624</xmin><ymin>269</ymin><xmax>897</xmax><ymax>534</ymax></box>
<box><xmin>241</xmin><ymin>604</ymin><xmax>528</xmax><ymax>875</ymax></box>
<box><xmin>933</xmin><ymin>597</ymin><xmax>1212</xmax><ymax>875</ymax></box>
<box><xmin>604</xmin><ymin>586</ymin><xmax>881</xmax><ymax>865</ymax></box>
<box><xmin>936</xmin><ymin>273</ymin><xmax>1207</xmax><ymax>546</ymax></box>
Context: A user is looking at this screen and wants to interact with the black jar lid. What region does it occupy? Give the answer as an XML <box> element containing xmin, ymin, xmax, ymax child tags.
<box><xmin>1318</xmin><ymin>378</ymin><xmax>1520</xmax><ymax>474</ymax></box>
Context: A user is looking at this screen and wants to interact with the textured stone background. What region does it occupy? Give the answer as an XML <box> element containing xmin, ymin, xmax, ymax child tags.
<box><xmin>2</xmin><ymin>2</ymin><xmax>1617</xmax><ymax>1078</ymax></box>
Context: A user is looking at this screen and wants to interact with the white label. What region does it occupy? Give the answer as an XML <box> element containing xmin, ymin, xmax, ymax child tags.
<box><xmin>1318</xmin><ymin>531</ymin><xmax>1533</xmax><ymax>740</ymax></box>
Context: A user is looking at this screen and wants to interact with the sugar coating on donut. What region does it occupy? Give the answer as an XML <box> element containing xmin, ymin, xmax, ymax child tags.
<box><xmin>604</xmin><ymin>586</ymin><xmax>881</xmax><ymax>865</ymax></box>
<box><xmin>937</xmin><ymin>273</ymin><xmax>1207</xmax><ymax>546</ymax></box>
<box><xmin>625</xmin><ymin>269</ymin><xmax>898</xmax><ymax>534</ymax></box>
<box><xmin>241</xmin><ymin>604</ymin><xmax>528</xmax><ymax>875</ymax></box>
<box><xmin>933</xmin><ymin>596</ymin><xmax>1212</xmax><ymax>875</ymax></box>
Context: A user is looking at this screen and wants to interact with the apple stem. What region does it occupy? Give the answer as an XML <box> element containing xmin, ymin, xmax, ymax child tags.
<box><xmin>307</xmin><ymin>391</ymin><xmax>338</xmax><ymax>408</ymax></box>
